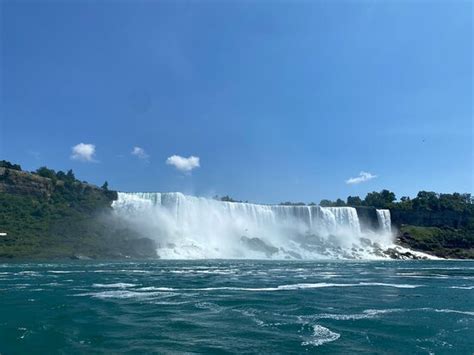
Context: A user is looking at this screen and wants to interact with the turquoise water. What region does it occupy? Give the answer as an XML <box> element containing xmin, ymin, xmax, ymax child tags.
<box><xmin>0</xmin><ymin>260</ymin><xmax>473</xmax><ymax>354</ymax></box>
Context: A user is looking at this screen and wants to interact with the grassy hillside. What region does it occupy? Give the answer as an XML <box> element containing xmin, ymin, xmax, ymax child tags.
<box><xmin>0</xmin><ymin>162</ymin><xmax>156</xmax><ymax>260</ymax></box>
<box><xmin>397</xmin><ymin>225</ymin><xmax>474</xmax><ymax>259</ymax></box>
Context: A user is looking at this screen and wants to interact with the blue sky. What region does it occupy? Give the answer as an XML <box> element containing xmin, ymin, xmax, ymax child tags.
<box><xmin>1</xmin><ymin>0</ymin><xmax>472</xmax><ymax>204</ymax></box>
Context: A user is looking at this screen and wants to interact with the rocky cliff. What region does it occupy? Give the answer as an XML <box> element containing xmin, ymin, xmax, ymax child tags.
<box><xmin>391</xmin><ymin>209</ymin><xmax>469</xmax><ymax>229</ymax></box>
<box><xmin>0</xmin><ymin>167</ymin><xmax>54</xmax><ymax>197</ymax></box>
<box><xmin>390</xmin><ymin>209</ymin><xmax>474</xmax><ymax>259</ymax></box>
<box><xmin>354</xmin><ymin>206</ymin><xmax>379</xmax><ymax>232</ymax></box>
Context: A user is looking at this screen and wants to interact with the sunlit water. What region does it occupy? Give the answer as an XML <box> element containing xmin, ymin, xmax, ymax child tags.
<box><xmin>0</xmin><ymin>260</ymin><xmax>473</xmax><ymax>353</ymax></box>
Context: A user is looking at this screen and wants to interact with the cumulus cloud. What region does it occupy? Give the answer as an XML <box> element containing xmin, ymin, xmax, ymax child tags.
<box><xmin>71</xmin><ymin>143</ymin><xmax>96</xmax><ymax>162</ymax></box>
<box><xmin>131</xmin><ymin>146</ymin><xmax>149</xmax><ymax>160</ymax></box>
<box><xmin>346</xmin><ymin>171</ymin><xmax>377</xmax><ymax>185</ymax></box>
<box><xmin>166</xmin><ymin>155</ymin><xmax>200</xmax><ymax>173</ymax></box>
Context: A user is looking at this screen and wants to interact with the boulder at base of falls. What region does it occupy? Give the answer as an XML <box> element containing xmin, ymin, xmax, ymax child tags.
<box><xmin>240</xmin><ymin>236</ymin><xmax>279</xmax><ymax>257</ymax></box>
<box><xmin>383</xmin><ymin>247</ymin><xmax>428</xmax><ymax>260</ymax></box>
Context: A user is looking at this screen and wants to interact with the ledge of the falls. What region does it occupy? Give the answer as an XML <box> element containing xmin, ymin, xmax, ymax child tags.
<box><xmin>110</xmin><ymin>192</ymin><xmax>412</xmax><ymax>260</ymax></box>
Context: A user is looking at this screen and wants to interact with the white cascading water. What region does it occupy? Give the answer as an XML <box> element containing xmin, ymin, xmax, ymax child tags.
<box><xmin>112</xmin><ymin>192</ymin><xmax>394</xmax><ymax>259</ymax></box>
<box><xmin>376</xmin><ymin>209</ymin><xmax>392</xmax><ymax>234</ymax></box>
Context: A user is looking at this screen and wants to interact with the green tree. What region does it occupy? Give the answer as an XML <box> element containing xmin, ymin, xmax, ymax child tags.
<box><xmin>36</xmin><ymin>167</ymin><xmax>56</xmax><ymax>181</ymax></box>
<box><xmin>398</xmin><ymin>196</ymin><xmax>413</xmax><ymax>210</ymax></box>
<box><xmin>364</xmin><ymin>190</ymin><xmax>396</xmax><ymax>208</ymax></box>
<box><xmin>101</xmin><ymin>181</ymin><xmax>109</xmax><ymax>191</ymax></box>
<box><xmin>320</xmin><ymin>199</ymin><xmax>334</xmax><ymax>207</ymax></box>
<box><xmin>56</xmin><ymin>171</ymin><xmax>67</xmax><ymax>181</ymax></box>
<box><xmin>412</xmin><ymin>191</ymin><xmax>439</xmax><ymax>211</ymax></box>
<box><xmin>0</xmin><ymin>160</ymin><xmax>21</xmax><ymax>171</ymax></box>
<box><xmin>66</xmin><ymin>169</ymin><xmax>76</xmax><ymax>182</ymax></box>
<box><xmin>438</xmin><ymin>193</ymin><xmax>471</xmax><ymax>212</ymax></box>
<box><xmin>347</xmin><ymin>196</ymin><xmax>362</xmax><ymax>206</ymax></box>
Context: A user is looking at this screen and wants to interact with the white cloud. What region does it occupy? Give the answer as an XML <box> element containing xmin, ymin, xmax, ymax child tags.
<box><xmin>346</xmin><ymin>171</ymin><xmax>377</xmax><ymax>185</ymax></box>
<box><xmin>70</xmin><ymin>143</ymin><xmax>96</xmax><ymax>162</ymax></box>
<box><xmin>131</xmin><ymin>146</ymin><xmax>149</xmax><ymax>160</ymax></box>
<box><xmin>166</xmin><ymin>155</ymin><xmax>200</xmax><ymax>172</ymax></box>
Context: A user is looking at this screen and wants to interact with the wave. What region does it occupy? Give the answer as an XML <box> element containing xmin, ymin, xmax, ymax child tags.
<box><xmin>194</xmin><ymin>282</ymin><xmax>420</xmax><ymax>291</ymax></box>
<box><xmin>92</xmin><ymin>283</ymin><xmax>138</xmax><ymax>288</ymax></box>
<box><xmin>48</xmin><ymin>270</ymin><xmax>83</xmax><ymax>274</ymax></box>
<box><xmin>308</xmin><ymin>307</ymin><xmax>474</xmax><ymax>321</ymax></box>
<box><xmin>301</xmin><ymin>324</ymin><xmax>340</xmax><ymax>347</ymax></box>
<box><xmin>449</xmin><ymin>286</ymin><xmax>474</xmax><ymax>290</ymax></box>
<box><xmin>78</xmin><ymin>282</ymin><xmax>422</xmax><ymax>297</ymax></box>
<box><xmin>77</xmin><ymin>290</ymin><xmax>168</xmax><ymax>299</ymax></box>
<box><xmin>137</xmin><ymin>287</ymin><xmax>175</xmax><ymax>291</ymax></box>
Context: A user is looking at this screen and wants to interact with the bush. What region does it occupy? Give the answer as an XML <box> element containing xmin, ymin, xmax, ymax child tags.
<box><xmin>0</xmin><ymin>160</ymin><xmax>21</xmax><ymax>171</ymax></box>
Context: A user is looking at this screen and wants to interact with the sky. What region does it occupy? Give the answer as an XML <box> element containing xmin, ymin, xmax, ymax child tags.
<box><xmin>1</xmin><ymin>0</ymin><xmax>472</xmax><ymax>204</ymax></box>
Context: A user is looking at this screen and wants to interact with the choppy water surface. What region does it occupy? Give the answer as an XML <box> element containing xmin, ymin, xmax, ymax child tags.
<box><xmin>0</xmin><ymin>260</ymin><xmax>473</xmax><ymax>353</ymax></box>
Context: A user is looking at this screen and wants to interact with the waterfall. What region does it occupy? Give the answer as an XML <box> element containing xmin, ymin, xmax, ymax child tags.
<box><xmin>112</xmin><ymin>192</ymin><xmax>394</xmax><ymax>259</ymax></box>
<box><xmin>376</xmin><ymin>209</ymin><xmax>392</xmax><ymax>234</ymax></box>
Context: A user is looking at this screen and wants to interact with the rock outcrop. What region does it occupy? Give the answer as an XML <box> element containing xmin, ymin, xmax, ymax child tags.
<box><xmin>0</xmin><ymin>168</ymin><xmax>54</xmax><ymax>197</ymax></box>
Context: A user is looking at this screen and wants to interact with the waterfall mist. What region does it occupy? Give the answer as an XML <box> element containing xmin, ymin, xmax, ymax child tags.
<box><xmin>112</xmin><ymin>192</ymin><xmax>395</xmax><ymax>259</ymax></box>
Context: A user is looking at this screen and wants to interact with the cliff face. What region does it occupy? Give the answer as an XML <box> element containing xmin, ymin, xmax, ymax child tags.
<box><xmin>390</xmin><ymin>208</ymin><xmax>474</xmax><ymax>259</ymax></box>
<box><xmin>391</xmin><ymin>209</ymin><xmax>469</xmax><ymax>229</ymax></box>
<box><xmin>0</xmin><ymin>167</ymin><xmax>117</xmax><ymax>206</ymax></box>
<box><xmin>0</xmin><ymin>168</ymin><xmax>54</xmax><ymax>197</ymax></box>
<box><xmin>355</xmin><ymin>206</ymin><xmax>379</xmax><ymax>231</ymax></box>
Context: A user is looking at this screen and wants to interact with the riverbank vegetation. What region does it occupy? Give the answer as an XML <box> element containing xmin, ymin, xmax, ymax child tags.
<box><xmin>0</xmin><ymin>162</ymin><xmax>156</xmax><ymax>259</ymax></box>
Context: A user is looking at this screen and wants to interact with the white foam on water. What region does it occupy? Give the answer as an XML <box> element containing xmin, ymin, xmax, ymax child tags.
<box><xmin>125</xmin><ymin>282</ymin><xmax>421</xmax><ymax>293</ymax></box>
<box><xmin>167</xmin><ymin>269</ymin><xmax>237</xmax><ymax>275</ymax></box>
<box><xmin>92</xmin><ymin>283</ymin><xmax>138</xmax><ymax>289</ymax></box>
<box><xmin>313</xmin><ymin>313</ymin><xmax>372</xmax><ymax>321</ymax></box>
<box><xmin>429</xmin><ymin>308</ymin><xmax>474</xmax><ymax>316</ymax></box>
<box><xmin>398</xmin><ymin>267</ymin><xmax>474</xmax><ymax>270</ymax></box>
<box><xmin>77</xmin><ymin>290</ymin><xmax>165</xmax><ymax>299</ymax></box>
<box><xmin>388</xmin><ymin>246</ymin><xmax>441</xmax><ymax>260</ymax></box>
<box><xmin>17</xmin><ymin>271</ymin><xmax>41</xmax><ymax>276</ymax></box>
<box><xmin>118</xmin><ymin>270</ymin><xmax>152</xmax><ymax>274</ymax></box>
<box><xmin>302</xmin><ymin>324</ymin><xmax>340</xmax><ymax>347</ymax></box>
<box><xmin>190</xmin><ymin>283</ymin><xmax>349</xmax><ymax>292</ymax></box>
<box><xmin>449</xmin><ymin>286</ymin><xmax>474</xmax><ymax>290</ymax></box>
<box><xmin>49</xmin><ymin>270</ymin><xmax>83</xmax><ymax>274</ymax></box>
<box><xmin>393</xmin><ymin>272</ymin><xmax>449</xmax><ymax>279</ymax></box>
<box><xmin>137</xmin><ymin>287</ymin><xmax>175</xmax><ymax>291</ymax></box>
<box><xmin>358</xmin><ymin>282</ymin><xmax>420</xmax><ymax>289</ymax></box>
<box><xmin>310</xmin><ymin>307</ymin><xmax>474</xmax><ymax>322</ymax></box>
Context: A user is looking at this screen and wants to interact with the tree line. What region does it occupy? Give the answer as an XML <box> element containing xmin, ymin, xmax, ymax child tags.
<box><xmin>213</xmin><ymin>189</ymin><xmax>473</xmax><ymax>214</ymax></box>
<box><xmin>300</xmin><ymin>189</ymin><xmax>473</xmax><ymax>213</ymax></box>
